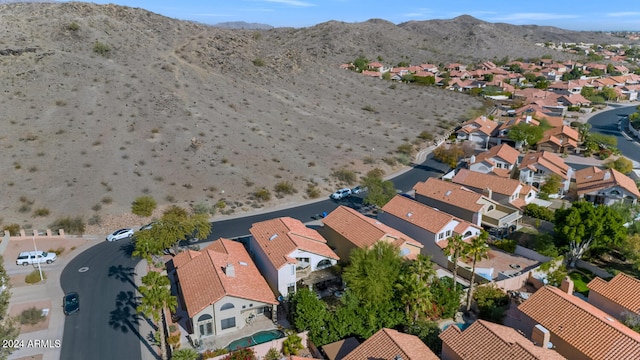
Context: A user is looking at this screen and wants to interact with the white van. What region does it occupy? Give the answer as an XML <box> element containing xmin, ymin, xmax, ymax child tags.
<box><xmin>16</xmin><ymin>251</ymin><xmax>57</xmax><ymax>266</ymax></box>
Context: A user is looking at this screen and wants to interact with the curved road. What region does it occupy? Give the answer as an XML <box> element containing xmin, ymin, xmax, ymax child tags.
<box><xmin>61</xmin><ymin>103</ymin><xmax>639</xmax><ymax>360</ymax></box>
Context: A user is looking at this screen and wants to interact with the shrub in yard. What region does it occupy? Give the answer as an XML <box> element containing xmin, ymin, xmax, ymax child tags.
<box><xmin>282</xmin><ymin>331</ymin><xmax>304</xmax><ymax>356</ymax></box>
<box><xmin>493</xmin><ymin>239</ymin><xmax>516</xmax><ymax>253</ymax></box>
<box><xmin>47</xmin><ymin>247</ymin><xmax>65</xmax><ymax>256</ymax></box>
<box><xmin>274</xmin><ymin>181</ymin><xmax>297</xmax><ymax>195</ymax></box>
<box><xmin>396</xmin><ymin>143</ymin><xmax>414</xmax><ymax>156</ymax></box>
<box><xmin>167</xmin><ymin>334</ymin><xmax>181</xmax><ymax>350</ymax></box>
<box><xmin>223</xmin><ymin>348</ymin><xmax>256</xmax><ymax>360</ymax></box>
<box><xmin>19</xmin><ymin>307</ymin><xmax>45</xmax><ymax>325</ymax></box>
<box><xmin>474</xmin><ymin>285</ymin><xmax>510</xmax><ymax>323</ymax></box>
<box><xmin>418</xmin><ymin>130</ymin><xmax>434</xmax><ymax>141</ymax></box>
<box><xmin>331</xmin><ymin>168</ymin><xmax>357</xmax><ymax>185</ymax></box>
<box><xmin>264</xmin><ymin>348</ymin><xmax>281</xmax><ymax>360</ymax></box>
<box><xmin>25</xmin><ymin>270</ymin><xmax>46</xmax><ymax>284</ymax></box>
<box><xmin>253</xmin><ymin>188</ymin><xmax>272</xmax><ymax>202</ymax></box>
<box><xmin>50</xmin><ymin>216</ymin><xmax>85</xmax><ymax>235</ymax></box>
<box><xmin>306</xmin><ymin>184</ymin><xmax>321</xmax><ymax>199</ymax></box>
<box><xmin>523</xmin><ymin>203</ymin><xmax>554</xmax><ymax>221</ymax></box>
<box><xmin>366</xmin><ymin>167</ymin><xmax>385</xmax><ymax>179</ymax></box>
<box><xmin>131</xmin><ymin>196</ymin><xmax>157</xmax><ymax>217</ymax></box>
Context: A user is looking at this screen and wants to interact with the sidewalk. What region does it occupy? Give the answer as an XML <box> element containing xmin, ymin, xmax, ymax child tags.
<box><xmin>5</xmin><ymin>237</ymin><xmax>101</xmax><ymax>360</ymax></box>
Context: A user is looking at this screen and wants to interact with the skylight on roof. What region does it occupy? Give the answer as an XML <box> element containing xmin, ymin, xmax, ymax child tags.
<box><xmin>445</xmin><ymin>190</ymin><xmax>452</xmax><ymax>196</ymax></box>
<box><xmin>239</xmin><ymin>261</ymin><xmax>248</xmax><ymax>266</ymax></box>
<box><xmin>269</xmin><ymin>234</ymin><xmax>278</xmax><ymax>241</ymax></box>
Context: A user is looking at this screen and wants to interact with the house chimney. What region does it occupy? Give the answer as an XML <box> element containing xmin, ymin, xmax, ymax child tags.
<box><xmin>525</xmin><ymin>115</ymin><xmax>532</xmax><ymax>124</ymax></box>
<box><xmin>483</xmin><ymin>187</ymin><xmax>493</xmax><ymax>199</ymax></box>
<box><xmin>560</xmin><ymin>276</ymin><xmax>574</xmax><ymax>294</ymax></box>
<box><xmin>225</xmin><ymin>263</ymin><xmax>235</xmax><ymax>277</ymax></box>
<box><xmin>531</xmin><ymin>324</ymin><xmax>551</xmax><ymax>349</ymax></box>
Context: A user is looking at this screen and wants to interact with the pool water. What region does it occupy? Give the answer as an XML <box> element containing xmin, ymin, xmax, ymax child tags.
<box><xmin>225</xmin><ymin>329</ymin><xmax>285</xmax><ymax>351</ymax></box>
<box><xmin>442</xmin><ymin>322</ymin><xmax>471</xmax><ymax>331</ymax></box>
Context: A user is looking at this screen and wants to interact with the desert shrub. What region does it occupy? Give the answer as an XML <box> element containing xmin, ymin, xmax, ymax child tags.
<box><xmin>274</xmin><ymin>181</ymin><xmax>297</xmax><ymax>195</ymax></box>
<box><xmin>131</xmin><ymin>196</ymin><xmax>157</xmax><ymax>217</ymax></box>
<box><xmin>47</xmin><ymin>247</ymin><xmax>65</xmax><ymax>256</ymax></box>
<box><xmin>366</xmin><ymin>168</ymin><xmax>385</xmax><ymax>179</ymax></box>
<box><xmin>252</xmin><ymin>58</ymin><xmax>265</xmax><ymax>66</ymax></box>
<box><xmin>93</xmin><ymin>41</ymin><xmax>110</xmax><ymax>56</ymax></box>
<box><xmin>264</xmin><ymin>348</ymin><xmax>281</xmax><ymax>360</ymax></box>
<box><xmin>33</xmin><ymin>208</ymin><xmax>50</xmax><ymax>217</ymax></box>
<box><xmin>523</xmin><ymin>203</ymin><xmax>554</xmax><ymax>221</ymax></box>
<box><xmin>396</xmin><ymin>153</ymin><xmax>412</xmax><ymax>165</ymax></box>
<box><xmin>361</xmin><ymin>105</ymin><xmax>377</xmax><ymax>113</ymax></box>
<box><xmin>167</xmin><ymin>334</ymin><xmax>181</xmax><ymax>350</ymax></box>
<box><xmin>25</xmin><ymin>270</ymin><xmax>46</xmax><ymax>284</ymax></box>
<box><xmin>223</xmin><ymin>348</ymin><xmax>256</xmax><ymax>360</ymax></box>
<box><xmin>19</xmin><ymin>307</ymin><xmax>45</xmax><ymax>325</ymax></box>
<box><xmin>215</xmin><ymin>200</ymin><xmax>227</xmax><ymax>209</ymax></box>
<box><xmin>253</xmin><ymin>188</ymin><xmax>272</xmax><ymax>202</ymax></box>
<box><xmin>306</xmin><ymin>184</ymin><xmax>321</xmax><ymax>199</ymax></box>
<box><xmin>3</xmin><ymin>223</ymin><xmax>21</xmax><ymax>236</ymax></box>
<box><xmin>101</xmin><ymin>196</ymin><xmax>113</xmax><ymax>204</ymax></box>
<box><xmin>493</xmin><ymin>239</ymin><xmax>516</xmax><ymax>253</ymax></box>
<box><xmin>171</xmin><ymin>348</ymin><xmax>199</xmax><ymax>360</ymax></box>
<box><xmin>363</xmin><ymin>155</ymin><xmax>376</xmax><ymax>164</ymax></box>
<box><xmin>418</xmin><ymin>130</ymin><xmax>434</xmax><ymax>141</ymax></box>
<box><xmin>332</xmin><ymin>168</ymin><xmax>357</xmax><ymax>185</ymax></box>
<box><xmin>474</xmin><ymin>285</ymin><xmax>510</xmax><ymax>323</ymax></box>
<box><xmin>193</xmin><ymin>202</ymin><xmax>211</xmax><ymax>215</ymax></box>
<box><xmin>396</xmin><ymin>143</ymin><xmax>414</xmax><ymax>156</ymax></box>
<box><xmin>50</xmin><ymin>216</ymin><xmax>85</xmax><ymax>235</ymax></box>
<box><xmin>88</xmin><ymin>214</ymin><xmax>102</xmax><ymax>225</ymax></box>
<box><xmin>382</xmin><ymin>157</ymin><xmax>398</xmax><ymax>166</ymax></box>
<box><xmin>67</xmin><ymin>21</ymin><xmax>80</xmax><ymax>31</ymax></box>
<box><xmin>203</xmin><ymin>348</ymin><xmax>228</xmax><ymax>359</ymax></box>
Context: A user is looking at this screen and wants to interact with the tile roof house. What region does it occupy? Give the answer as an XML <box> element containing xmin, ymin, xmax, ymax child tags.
<box><xmin>452</xmin><ymin>169</ymin><xmax>537</xmax><ymax>209</ymax></box>
<box><xmin>536</xmin><ymin>125</ymin><xmax>579</xmax><ymax>154</ymax></box>
<box><xmin>320</xmin><ymin>205</ymin><xmax>423</xmax><ymax>262</ymax></box>
<box><xmin>587</xmin><ymin>272</ymin><xmax>640</xmax><ymax>321</ymax></box>
<box><xmin>456</xmin><ymin>116</ymin><xmax>499</xmax><ymax>148</ymax></box>
<box><xmin>518</xmin><ymin>151</ymin><xmax>574</xmax><ymax>195</ymax></box>
<box><xmin>249</xmin><ymin>217</ymin><xmax>340</xmax><ymax>297</ymax></box>
<box><xmin>440</xmin><ymin>319</ymin><xmax>566</xmax><ymax>360</ymax></box>
<box><xmin>493</xmin><ymin>115</ymin><xmax>540</xmax><ymax>149</ymax></box>
<box><xmin>469</xmin><ymin>143</ymin><xmax>520</xmax><ymax>177</ymax></box>
<box><xmin>172</xmin><ymin>239</ymin><xmax>278</xmax><ymax>341</ymax></box>
<box><xmin>343</xmin><ymin>328</ymin><xmax>439</xmax><ymax>360</ymax></box>
<box><xmin>414</xmin><ymin>178</ymin><xmax>521</xmax><ymax>230</ymax></box>
<box><xmin>378</xmin><ymin>195</ymin><xmax>482</xmax><ymax>268</ymax></box>
<box><xmin>516</xmin><ymin>279</ymin><xmax>640</xmax><ymax>359</ymax></box>
<box><xmin>574</xmin><ymin>166</ymin><xmax>640</xmax><ymax>205</ymax></box>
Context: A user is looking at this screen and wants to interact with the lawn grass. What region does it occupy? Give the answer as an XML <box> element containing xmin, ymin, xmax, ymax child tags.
<box><xmin>569</xmin><ymin>271</ymin><xmax>593</xmax><ymax>296</ymax></box>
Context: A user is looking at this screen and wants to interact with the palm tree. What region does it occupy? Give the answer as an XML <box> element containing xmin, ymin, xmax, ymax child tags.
<box><xmin>396</xmin><ymin>255</ymin><xmax>435</xmax><ymax>323</ymax></box>
<box><xmin>444</xmin><ymin>234</ymin><xmax>466</xmax><ymax>292</ymax></box>
<box><xmin>578</xmin><ymin>123</ymin><xmax>592</xmax><ymax>144</ymax></box>
<box><xmin>170</xmin><ymin>348</ymin><xmax>199</xmax><ymax>360</ymax></box>
<box><xmin>465</xmin><ymin>231</ymin><xmax>490</xmax><ymax>312</ymax></box>
<box><xmin>137</xmin><ymin>271</ymin><xmax>177</xmax><ymax>360</ymax></box>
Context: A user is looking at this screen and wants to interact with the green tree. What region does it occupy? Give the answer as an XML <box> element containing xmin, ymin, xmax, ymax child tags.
<box><xmin>465</xmin><ymin>231</ymin><xmax>489</xmax><ymax>312</ymax></box>
<box><xmin>404</xmin><ymin>320</ymin><xmax>442</xmax><ymax>355</ymax></box>
<box><xmin>0</xmin><ymin>256</ymin><xmax>20</xmax><ymax>360</ymax></box>
<box><xmin>508</xmin><ymin>123</ymin><xmax>544</xmax><ymax>149</ymax></box>
<box><xmin>443</xmin><ymin>234</ymin><xmax>465</xmax><ymax>292</ymax></box>
<box><xmin>430</xmin><ymin>277</ymin><xmax>463</xmax><ymax>318</ymax></box>
<box><xmin>282</xmin><ymin>331</ymin><xmax>304</xmax><ymax>356</ymax></box>
<box><xmin>133</xmin><ymin>205</ymin><xmax>211</xmax><ymax>260</ymax></box>
<box><xmin>604</xmin><ymin>156</ymin><xmax>633</xmax><ymax>174</ymax></box>
<box><xmin>554</xmin><ymin>201</ymin><xmax>627</xmax><ymax>267</ymax></box>
<box><xmin>362</xmin><ymin>175</ymin><xmax>396</xmax><ymax>208</ymax></box>
<box><xmin>353</xmin><ymin>56</ymin><xmax>369</xmax><ymax>72</ymax></box>
<box><xmin>540</xmin><ymin>173</ymin><xmax>563</xmax><ymax>196</ymax></box>
<box><xmin>289</xmin><ymin>288</ymin><xmax>328</xmax><ymax>345</ymax></box>
<box><xmin>131</xmin><ymin>195</ymin><xmax>157</xmax><ymax>217</ymax></box>
<box><xmin>137</xmin><ymin>271</ymin><xmax>177</xmax><ymax>360</ymax></box>
<box><xmin>577</xmin><ymin>122</ymin><xmax>592</xmax><ymax>143</ymax></box>
<box><xmin>171</xmin><ymin>348</ymin><xmax>199</xmax><ymax>360</ymax></box>
<box><xmin>600</xmin><ymin>87</ymin><xmax>618</xmax><ymax>101</ymax></box>
<box><xmin>474</xmin><ymin>285</ymin><xmax>510</xmax><ymax>323</ymax></box>
<box><xmin>224</xmin><ymin>348</ymin><xmax>256</xmax><ymax>360</ymax></box>
<box><xmin>396</xmin><ymin>255</ymin><xmax>435</xmax><ymax>323</ymax></box>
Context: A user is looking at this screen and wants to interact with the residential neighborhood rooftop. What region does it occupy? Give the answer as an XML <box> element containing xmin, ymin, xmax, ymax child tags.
<box><xmin>342</xmin><ymin>328</ymin><xmax>439</xmax><ymax>360</ymax></box>
<box><xmin>574</xmin><ymin>166</ymin><xmax>640</xmax><ymax>198</ymax></box>
<box><xmin>588</xmin><ymin>272</ymin><xmax>640</xmax><ymax>315</ymax></box>
<box><xmin>452</xmin><ymin>168</ymin><xmax>522</xmax><ymax>196</ymax></box>
<box><xmin>519</xmin><ymin>151</ymin><xmax>571</xmax><ymax>180</ymax></box>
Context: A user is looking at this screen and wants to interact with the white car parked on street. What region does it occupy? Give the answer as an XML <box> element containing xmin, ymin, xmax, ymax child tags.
<box><xmin>16</xmin><ymin>251</ymin><xmax>57</xmax><ymax>266</ymax></box>
<box><xmin>330</xmin><ymin>188</ymin><xmax>352</xmax><ymax>200</ymax></box>
<box><xmin>106</xmin><ymin>228</ymin><xmax>134</xmax><ymax>242</ymax></box>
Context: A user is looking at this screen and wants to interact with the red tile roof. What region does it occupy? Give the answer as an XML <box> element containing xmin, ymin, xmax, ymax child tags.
<box><xmin>414</xmin><ymin>178</ymin><xmax>484</xmax><ymax>212</ymax></box>
<box><xmin>173</xmin><ymin>239</ymin><xmax>278</xmax><ymax>317</ymax></box>
<box><xmin>452</xmin><ymin>169</ymin><xmax>521</xmax><ymax>196</ymax></box>
<box><xmin>440</xmin><ymin>319</ymin><xmax>566</xmax><ymax>359</ymax></box>
<box><xmin>381</xmin><ymin>195</ymin><xmax>480</xmax><ymax>235</ymax></box>
<box><xmin>519</xmin><ymin>151</ymin><xmax>571</xmax><ymax>180</ymax></box>
<box><xmin>459</xmin><ymin>116</ymin><xmax>499</xmax><ymax>136</ymax></box>
<box><xmin>343</xmin><ymin>328</ymin><xmax>439</xmax><ymax>360</ymax></box>
<box><xmin>474</xmin><ymin>143</ymin><xmax>520</xmax><ymax>166</ymax></box>
<box><xmin>250</xmin><ymin>217</ymin><xmax>339</xmax><ymax>270</ymax></box>
<box><xmin>322</xmin><ymin>205</ymin><xmax>423</xmax><ymax>252</ymax></box>
<box><xmin>518</xmin><ymin>286</ymin><xmax>640</xmax><ymax>359</ymax></box>
<box><xmin>574</xmin><ymin>166</ymin><xmax>640</xmax><ymax>198</ymax></box>
<box><xmin>588</xmin><ymin>273</ymin><xmax>640</xmax><ymax>315</ymax></box>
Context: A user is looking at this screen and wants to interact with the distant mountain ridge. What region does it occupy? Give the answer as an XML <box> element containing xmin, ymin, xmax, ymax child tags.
<box><xmin>213</xmin><ymin>21</ymin><xmax>273</xmax><ymax>30</ymax></box>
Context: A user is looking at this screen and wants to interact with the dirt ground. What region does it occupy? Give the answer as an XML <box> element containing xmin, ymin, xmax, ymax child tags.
<box><xmin>8</xmin><ymin>300</ymin><xmax>52</xmax><ymax>334</ymax></box>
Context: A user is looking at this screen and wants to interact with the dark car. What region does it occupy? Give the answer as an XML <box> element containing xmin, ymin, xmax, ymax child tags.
<box><xmin>63</xmin><ymin>292</ymin><xmax>79</xmax><ymax>315</ymax></box>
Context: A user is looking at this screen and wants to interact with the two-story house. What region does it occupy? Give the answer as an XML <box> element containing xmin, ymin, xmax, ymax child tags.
<box><xmin>440</xmin><ymin>319</ymin><xmax>566</xmax><ymax>360</ymax></box>
<box><xmin>249</xmin><ymin>217</ymin><xmax>339</xmax><ymax>297</ymax></box>
<box><xmin>320</xmin><ymin>205</ymin><xmax>423</xmax><ymax>262</ymax></box>
<box><xmin>575</xmin><ymin>166</ymin><xmax>640</xmax><ymax>205</ymax></box>
<box><xmin>536</xmin><ymin>125</ymin><xmax>579</xmax><ymax>154</ymax></box>
<box><xmin>343</xmin><ymin>328</ymin><xmax>439</xmax><ymax>360</ymax></box>
<box><xmin>518</xmin><ymin>151</ymin><xmax>574</xmax><ymax>196</ymax></box>
<box><xmin>469</xmin><ymin>143</ymin><xmax>520</xmax><ymax>177</ymax></box>
<box><xmin>414</xmin><ymin>178</ymin><xmax>521</xmax><ymax>230</ymax></box>
<box><xmin>516</xmin><ymin>278</ymin><xmax>640</xmax><ymax>359</ymax></box>
<box><xmin>456</xmin><ymin>116</ymin><xmax>499</xmax><ymax>148</ymax></box>
<box><xmin>172</xmin><ymin>239</ymin><xmax>278</xmax><ymax>342</ymax></box>
<box><xmin>587</xmin><ymin>272</ymin><xmax>640</xmax><ymax>322</ymax></box>
<box><xmin>452</xmin><ymin>169</ymin><xmax>538</xmax><ymax>209</ymax></box>
<box><xmin>378</xmin><ymin>195</ymin><xmax>482</xmax><ymax>268</ymax></box>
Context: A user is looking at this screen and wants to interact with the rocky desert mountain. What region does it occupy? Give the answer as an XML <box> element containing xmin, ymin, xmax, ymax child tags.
<box><xmin>0</xmin><ymin>2</ymin><xmax>629</xmax><ymax>231</ymax></box>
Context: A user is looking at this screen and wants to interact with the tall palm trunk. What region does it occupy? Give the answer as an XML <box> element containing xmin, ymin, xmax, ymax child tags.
<box><xmin>452</xmin><ymin>249</ymin><xmax>459</xmax><ymax>292</ymax></box>
<box><xmin>466</xmin><ymin>259</ymin><xmax>478</xmax><ymax>312</ymax></box>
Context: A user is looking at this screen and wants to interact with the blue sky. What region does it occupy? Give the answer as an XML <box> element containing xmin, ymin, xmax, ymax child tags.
<box><xmin>66</xmin><ymin>1</ymin><xmax>640</xmax><ymax>31</ymax></box>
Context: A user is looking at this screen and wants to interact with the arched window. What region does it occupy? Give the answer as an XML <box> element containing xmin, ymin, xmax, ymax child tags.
<box><xmin>610</xmin><ymin>190</ymin><xmax>621</xmax><ymax>196</ymax></box>
<box><xmin>198</xmin><ymin>314</ymin><xmax>212</xmax><ymax>322</ymax></box>
<box><xmin>317</xmin><ymin>259</ymin><xmax>332</xmax><ymax>269</ymax></box>
<box><xmin>220</xmin><ymin>303</ymin><xmax>235</xmax><ymax>311</ymax></box>
<box><xmin>464</xmin><ymin>231</ymin><xmax>472</xmax><ymax>238</ymax></box>
<box><xmin>198</xmin><ymin>314</ymin><xmax>213</xmax><ymax>336</ymax></box>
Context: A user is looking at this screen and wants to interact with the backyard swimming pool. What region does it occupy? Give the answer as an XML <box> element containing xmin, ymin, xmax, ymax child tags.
<box><xmin>442</xmin><ymin>322</ymin><xmax>471</xmax><ymax>331</ymax></box>
<box><xmin>225</xmin><ymin>329</ymin><xmax>285</xmax><ymax>351</ymax></box>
